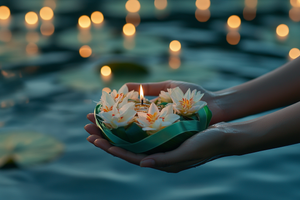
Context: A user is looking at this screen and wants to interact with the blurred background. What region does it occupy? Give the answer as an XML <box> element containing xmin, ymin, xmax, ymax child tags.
<box><xmin>1</xmin><ymin>0</ymin><xmax>300</xmax><ymax>199</ymax></box>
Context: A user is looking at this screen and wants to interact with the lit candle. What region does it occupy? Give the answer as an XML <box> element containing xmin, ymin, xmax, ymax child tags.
<box><xmin>140</xmin><ymin>84</ymin><xmax>144</xmax><ymax>105</ymax></box>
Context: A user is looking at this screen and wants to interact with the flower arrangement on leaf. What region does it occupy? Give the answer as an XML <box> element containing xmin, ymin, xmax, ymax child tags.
<box><xmin>94</xmin><ymin>85</ymin><xmax>212</xmax><ymax>154</ymax></box>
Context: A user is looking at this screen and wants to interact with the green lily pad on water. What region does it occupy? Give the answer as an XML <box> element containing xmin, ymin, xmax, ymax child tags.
<box><xmin>0</xmin><ymin>131</ymin><xmax>64</xmax><ymax>169</ymax></box>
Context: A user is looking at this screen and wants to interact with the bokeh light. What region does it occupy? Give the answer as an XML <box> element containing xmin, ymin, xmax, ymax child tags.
<box><xmin>169</xmin><ymin>56</ymin><xmax>181</xmax><ymax>69</ymax></box>
<box><xmin>40</xmin><ymin>7</ymin><xmax>54</xmax><ymax>20</ymax></box>
<box><xmin>243</xmin><ymin>7</ymin><xmax>256</xmax><ymax>21</ymax></box>
<box><xmin>40</xmin><ymin>22</ymin><xmax>55</xmax><ymax>36</ymax></box>
<box><xmin>226</xmin><ymin>31</ymin><xmax>240</xmax><ymax>45</ymax></box>
<box><xmin>123</xmin><ymin>23</ymin><xmax>136</xmax><ymax>36</ymax></box>
<box><xmin>245</xmin><ymin>0</ymin><xmax>257</xmax><ymax>8</ymax></box>
<box><xmin>195</xmin><ymin>0</ymin><xmax>210</xmax><ymax>10</ymax></box>
<box><xmin>102</xmin><ymin>87</ymin><xmax>111</xmax><ymax>93</ymax></box>
<box><xmin>289</xmin><ymin>7</ymin><xmax>300</xmax><ymax>22</ymax></box>
<box><xmin>169</xmin><ymin>40</ymin><xmax>181</xmax><ymax>52</ymax></box>
<box><xmin>79</xmin><ymin>45</ymin><xmax>92</xmax><ymax>58</ymax></box>
<box><xmin>78</xmin><ymin>15</ymin><xmax>91</xmax><ymax>28</ymax></box>
<box><xmin>289</xmin><ymin>48</ymin><xmax>300</xmax><ymax>59</ymax></box>
<box><xmin>0</xmin><ymin>6</ymin><xmax>10</xmax><ymax>20</ymax></box>
<box><xmin>290</xmin><ymin>0</ymin><xmax>300</xmax><ymax>7</ymax></box>
<box><xmin>154</xmin><ymin>0</ymin><xmax>167</xmax><ymax>10</ymax></box>
<box><xmin>125</xmin><ymin>0</ymin><xmax>141</xmax><ymax>13</ymax></box>
<box><xmin>276</xmin><ymin>24</ymin><xmax>289</xmax><ymax>37</ymax></box>
<box><xmin>195</xmin><ymin>9</ymin><xmax>210</xmax><ymax>22</ymax></box>
<box><xmin>227</xmin><ymin>15</ymin><xmax>241</xmax><ymax>28</ymax></box>
<box><xmin>25</xmin><ymin>12</ymin><xmax>38</xmax><ymax>25</ymax></box>
<box><xmin>91</xmin><ymin>11</ymin><xmax>104</xmax><ymax>24</ymax></box>
<box><xmin>101</xmin><ymin>66</ymin><xmax>112</xmax><ymax>76</ymax></box>
<box><xmin>44</xmin><ymin>0</ymin><xmax>56</xmax><ymax>10</ymax></box>
<box><xmin>26</xmin><ymin>43</ymin><xmax>38</xmax><ymax>55</ymax></box>
<box><xmin>126</xmin><ymin>13</ymin><xmax>140</xmax><ymax>26</ymax></box>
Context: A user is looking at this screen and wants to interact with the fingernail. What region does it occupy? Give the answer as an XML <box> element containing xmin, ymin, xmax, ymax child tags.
<box><xmin>87</xmin><ymin>135</ymin><xmax>99</xmax><ymax>143</ymax></box>
<box><xmin>140</xmin><ymin>159</ymin><xmax>155</xmax><ymax>168</ymax></box>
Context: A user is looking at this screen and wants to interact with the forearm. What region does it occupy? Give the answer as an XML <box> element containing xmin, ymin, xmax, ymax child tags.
<box><xmin>227</xmin><ymin>101</ymin><xmax>300</xmax><ymax>155</ymax></box>
<box><xmin>213</xmin><ymin>57</ymin><xmax>300</xmax><ymax>121</ymax></box>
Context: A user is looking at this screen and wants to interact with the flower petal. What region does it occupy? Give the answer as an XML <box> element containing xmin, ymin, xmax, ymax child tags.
<box><xmin>148</xmin><ymin>103</ymin><xmax>159</xmax><ymax>115</ymax></box>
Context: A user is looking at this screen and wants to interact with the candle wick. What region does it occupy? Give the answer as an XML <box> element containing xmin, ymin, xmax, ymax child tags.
<box><xmin>141</xmin><ymin>98</ymin><xmax>144</xmax><ymax>105</ymax></box>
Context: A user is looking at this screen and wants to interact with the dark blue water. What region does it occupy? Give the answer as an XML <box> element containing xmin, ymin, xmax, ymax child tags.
<box><xmin>1</xmin><ymin>0</ymin><xmax>300</xmax><ymax>199</ymax></box>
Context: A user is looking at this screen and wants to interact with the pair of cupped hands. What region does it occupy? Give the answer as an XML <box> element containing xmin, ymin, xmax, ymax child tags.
<box><xmin>85</xmin><ymin>80</ymin><xmax>232</xmax><ymax>173</ymax></box>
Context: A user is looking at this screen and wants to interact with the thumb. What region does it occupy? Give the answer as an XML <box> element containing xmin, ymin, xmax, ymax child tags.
<box><xmin>126</xmin><ymin>81</ymin><xmax>171</xmax><ymax>96</ymax></box>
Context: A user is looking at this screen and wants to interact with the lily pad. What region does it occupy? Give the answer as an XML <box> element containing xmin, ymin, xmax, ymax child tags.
<box><xmin>0</xmin><ymin>131</ymin><xmax>64</xmax><ymax>169</ymax></box>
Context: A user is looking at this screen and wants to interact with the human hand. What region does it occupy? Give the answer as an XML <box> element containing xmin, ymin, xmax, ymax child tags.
<box><xmin>86</xmin><ymin>113</ymin><xmax>236</xmax><ymax>173</ymax></box>
<box><xmin>126</xmin><ymin>80</ymin><xmax>226</xmax><ymax>124</ymax></box>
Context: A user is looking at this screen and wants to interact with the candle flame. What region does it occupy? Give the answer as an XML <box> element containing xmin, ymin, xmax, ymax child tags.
<box><xmin>140</xmin><ymin>84</ymin><xmax>144</xmax><ymax>103</ymax></box>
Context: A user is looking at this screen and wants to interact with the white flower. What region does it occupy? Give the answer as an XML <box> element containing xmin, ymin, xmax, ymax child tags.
<box><xmin>170</xmin><ymin>88</ymin><xmax>207</xmax><ymax>116</ymax></box>
<box><xmin>137</xmin><ymin>103</ymin><xmax>180</xmax><ymax>135</ymax></box>
<box><xmin>100</xmin><ymin>91</ymin><xmax>115</xmax><ymax>112</ymax></box>
<box><xmin>110</xmin><ymin>85</ymin><xmax>139</xmax><ymax>102</ymax></box>
<box><xmin>97</xmin><ymin>102</ymin><xmax>136</xmax><ymax>129</ymax></box>
<box><xmin>159</xmin><ymin>90</ymin><xmax>173</xmax><ymax>103</ymax></box>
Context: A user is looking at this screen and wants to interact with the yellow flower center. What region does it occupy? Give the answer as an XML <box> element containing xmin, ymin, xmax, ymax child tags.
<box><xmin>146</xmin><ymin>112</ymin><xmax>159</xmax><ymax>124</ymax></box>
<box><xmin>179</xmin><ymin>98</ymin><xmax>194</xmax><ymax>110</ymax></box>
<box><xmin>103</xmin><ymin>105</ymin><xmax>113</xmax><ymax>112</ymax></box>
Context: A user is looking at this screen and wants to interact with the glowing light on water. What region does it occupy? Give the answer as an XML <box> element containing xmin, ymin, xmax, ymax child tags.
<box><xmin>169</xmin><ymin>56</ymin><xmax>181</xmax><ymax>69</ymax></box>
<box><xmin>289</xmin><ymin>8</ymin><xmax>300</xmax><ymax>22</ymax></box>
<box><xmin>289</xmin><ymin>48</ymin><xmax>300</xmax><ymax>59</ymax></box>
<box><xmin>195</xmin><ymin>0</ymin><xmax>210</xmax><ymax>10</ymax></box>
<box><xmin>123</xmin><ymin>23</ymin><xmax>136</xmax><ymax>36</ymax></box>
<box><xmin>245</xmin><ymin>0</ymin><xmax>257</xmax><ymax>8</ymax></box>
<box><xmin>276</xmin><ymin>24</ymin><xmax>289</xmax><ymax>37</ymax></box>
<box><xmin>126</xmin><ymin>13</ymin><xmax>140</xmax><ymax>26</ymax></box>
<box><xmin>227</xmin><ymin>15</ymin><xmax>241</xmax><ymax>29</ymax></box>
<box><xmin>25</xmin><ymin>12</ymin><xmax>38</xmax><ymax>25</ymax></box>
<box><xmin>78</xmin><ymin>15</ymin><xmax>91</xmax><ymax>28</ymax></box>
<box><xmin>102</xmin><ymin>87</ymin><xmax>111</xmax><ymax>93</ymax></box>
<box><xmin>243</xmin><ymin>7</ymin><xmax>256</xmax><ymax>21</ymax></box>
<box><xmin>40</xmin><ymin>7</ymin><xmax>54</xmax><ymax>20</ymax></box>
<box><xmin>101</xmin><ymin>66</ymin><xmax>112</xmax><ymax>76</ymax></box>
<box><xmin>226</xmin><ymin>31</ymin><xmax>240</xmax><ymax>45</ymax></box>
<box><xmin>40</xmin><ymin>22</ymin><xmax>55</xmax><ymax>36</ymax></box>
<box><xmin>0</xmin><ymin>30</ymin><xmax>12</xmax><ymax>42</ymax></box>
<box><xmin>26</xmin><ymin>43</ymin><xmax>38</xmax><ymax>56</ymax></box>
<box><xmin>125</xmin><ymin>0</ymin><xmax>141</xmax><ymax>13</ymax></box>
<box><xmin>44</xmin><ymin>0</ymin><xmax>56</xmax><ymax>10</ymax></box>
<box><xmin>1</xmin><ymin>70</ymin><xmax>15</xmax><ymax>78</ymax></box>
<box><xmin>195</xmin><ymin>9</ymin><xmax>210</xmax><ymax>22</ymax></box>
<box><xmin>169</xmin><ymin>40</ymin><xmax>181</xmax><ymax>52</ymax></box>
<box><xmin>91</xmin><ymin>11</ymin><xmax>104</xmax><ymax>24</ymax></box>
<box><xmin>290</xmin><ymin>0</ymin><xmax>300</xmax><ymax>7</ymax></box>
<box><xmin>0</xmin><ymin>6</ymin><xmax>10</xmax><ymax>20</ymax></box>
<box><xmin>79</xmin><ymin>45</ymin><xmax>92</xmax><ymax>58</ymax></box>
<box><xmin>154</xmin><ymin>0</ymin><xmax>167</xmax><ymax>10</ymax></box>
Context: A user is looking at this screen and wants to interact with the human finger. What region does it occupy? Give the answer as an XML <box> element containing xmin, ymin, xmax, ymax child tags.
<box><xmin>84</xmin><ymin>123</ymin><xmax>102</xmax><ymax>136</ymax></box>
<box><xmin>126</xmin><ymin>81</ymin><xmax>172</xmax><ymax>96</ymax></box>
<box><xmin>87</xmin><ymin>113</ymin><xmax>96</xmax><ymax>124</ymax></box>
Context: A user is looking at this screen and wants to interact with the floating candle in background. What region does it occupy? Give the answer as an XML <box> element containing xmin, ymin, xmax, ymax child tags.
<box><xmin>40</xmin><ymin>7</ymin><xmax>54</xmax><ymax>21</ymax></box>
<box><xmin>289</xmin><ymin>7</ymin><xmax>300</xmax><ymax>22</ymax></box>
<box><xmin>195</xmin><ymin>8</ymin><xmax>210</xmax><ymax>22</ymax></box>
<box><xmin>243</xmin><ymin>0</ymin><xmax>257</xmax><ymax>21</ymax></box>
<box><xmin>169</xmin><ymin>40</ymin><xmax>181</xmax><ymax>55</ymax></box>
<box><xmin>276</xmin><ymin>24</ymin><xmax>289</xmax><ymax>41</ymax></box>
<box><xmin>91</xmin><ymin>11</ymin><xmax>104</xmax><ymax>25</ymax></box>
<box><xmin>78</xmin><ymin>15</ymin><xmax>91</xmax><ymax>29</ymax></box>
<box><xmin>195</xmin><ymin>0</ymin><xmax>210</xmax><ymax>10</ymax></box>
<box><xmin>0</xmin><ymin>6</ymin><xmax>10</xmax><ymax>20</ymax></box>
<box><xmin>289</xmin><ymin>48</ymin><xmax>300</xmax><ymax>60</ymax></box>
<box><xmin>123</xmin><ymin>23</ymin><xmax>136</xmax><ymax>36</ymax></box>
<box><xmin>154</xmin><ymin>0</ymin><xmax>167</xmax><ymax>10</ymax></box>
<box><xmin>290</xmin><ymin>0</ymin><xmax>300</xmax><ymax>7</ymax></box>
<box><xmin>100</xmin><ymin>65</ymin><xmax>112</xmax><ymax>82</ymax></box>
<box><xmin>25</xmin><ymin>11</ymin><xmax>38</xmax><ymax>29</ymax></box>
<box><xmin>227</xmin><ymin>15</ymin><xmax>241</xmax><ymax>29</ymax></box>
<box><xmin>79</xmin><ymin>45</ymin><xmax>92</xmax><ymax>58</ymax></box>
<box><xmin>125</xmin><ymin>0</ymin><xmax>141</xmax><ymax>13</ymax></box>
